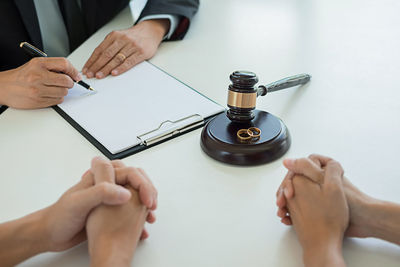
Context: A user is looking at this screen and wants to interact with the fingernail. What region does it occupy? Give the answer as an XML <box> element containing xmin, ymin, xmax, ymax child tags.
<box><xmin>82</xmin><ymin>67</ymin><xmax>87</xmax><ymax>74</ymax></box>
<box><xmin>283</xmin><ymin>158</ymin><xmax>295</xmax><ymax>168</ymax></box>
<box><xmin>111</xmin><ymin>70</ymin><xmax>118</xmax><ymax>76</ymax></box>
<box><xmin>87</xmin><ymin>72</ymin><xmax>93</xmax><ymax>78</ymax></box>
<box><xmin>283</xmin><ymin>187</ymin><xmax>290</xmax><ymax>198</ymax></box>
<box><xmin>96</xmin><ymin>72</ymin><xmax>103</xmax><ymax>78</ymax></box>
<box><xmin>77</xmin><ymin>73</ymin><xmax>82</xmax><ymax>81</ymax></box>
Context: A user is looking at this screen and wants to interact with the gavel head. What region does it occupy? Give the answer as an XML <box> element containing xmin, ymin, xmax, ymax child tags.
<box><xmin>227</xmin><ymin>71</ymin><xmax>259</xmax><ymax>123</ymax></box>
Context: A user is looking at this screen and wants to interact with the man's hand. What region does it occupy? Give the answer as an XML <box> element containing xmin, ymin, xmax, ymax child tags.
<box><xmin>0</xmin><ymin>57</ymin><xmax>80</xmax><ymax>109</ymax></box>
<box><xmin>285</xmin><ymin>159</ymin><xmax>349</xmax><ymax>267</ymax></box>
<box><xmin>82</xmin><ymin>19</ymin><xmax>170</xmax><ymax>79</ymax></box>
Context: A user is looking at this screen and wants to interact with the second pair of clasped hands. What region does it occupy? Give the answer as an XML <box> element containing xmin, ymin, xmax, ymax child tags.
<box><xmin>276</xmin><ymin>154</ymin><xmax>400</xmax><ymax>267</ymax></box>
<box><xmin>0</xmin><ymin>19</ymin><xmax>169</xmax><ymax>109</ymax></box>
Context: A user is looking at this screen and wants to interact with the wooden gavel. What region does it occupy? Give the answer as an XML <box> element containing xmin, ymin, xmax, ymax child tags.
<box><xmin>227</xmin><ymin>71</ymin><xmax>311</xmax><ymax>123</ymax></box>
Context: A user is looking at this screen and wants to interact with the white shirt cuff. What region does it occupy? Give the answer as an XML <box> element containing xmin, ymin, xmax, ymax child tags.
<box><xmin>138</xmin><ymin>14</ymin><xmax>179</xmax><ymax>40</ymax></box>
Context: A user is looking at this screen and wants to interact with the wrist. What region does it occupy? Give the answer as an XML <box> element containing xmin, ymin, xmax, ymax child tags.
<box><xmin>87</xmin><ymin>205</ymin><xmax>147</xmax><ymax>267</ymax></box>
<box><xmin>303</xmin><ymin>238</ymin><xmax>345</xmax><ymax>267</ymax></box>
<box><xmin>136</xmin><ymin>19</ymin><xmax>170</xmax><ymax>40</ymax></box>
<box><xmin>0</xmin><ymin>69</ymin><xmax>15</xmax><ymax>106</ymax></box>
<box><xmin>89</xmin><ymin>235</ymin><xmax>132</xmax><ymax>267</ymax></box>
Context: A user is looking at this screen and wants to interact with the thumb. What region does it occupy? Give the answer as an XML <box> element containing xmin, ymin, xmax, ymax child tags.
<box><xmin>43</xmin><ymin>57</ymin><xmax>82</xmax><ymax>82</ymax></box>
<box><xmin>283</xmin><ymin>158</ymin><xmax>324</xmax><ymax>184</ymax></box>
<box><xmin>324</xmin><ymin>160</ymin><xmax>344</xmax><ymax>187</ymax></box>
<box><xmin>73</xmin><ymin>182</ymin><xmax>131</xmax><ymax>215</ymax></box>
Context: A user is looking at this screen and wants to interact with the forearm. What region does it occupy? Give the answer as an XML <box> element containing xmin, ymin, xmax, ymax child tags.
<box><xmin>363</xmin><ymin>199</ymin><xmax>400</xmax><ymax>245</ymax></box>
<box><xmin>0</xmin><ymin>210</ymin><xmax>47</xmax><ymax>266</ymax></box>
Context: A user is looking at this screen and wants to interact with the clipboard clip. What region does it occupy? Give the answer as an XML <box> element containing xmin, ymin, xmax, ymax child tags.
<box><xmin>137</xmin><ymin>114</ymin><xmax>204</xmax><ymax>146</ymax></box>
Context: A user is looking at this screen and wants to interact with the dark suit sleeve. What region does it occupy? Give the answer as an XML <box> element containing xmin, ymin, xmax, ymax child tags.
<box><xmin>138</xmin><ymin>0</ymin><xmax>199</xmax><ymax>40</ymax></box>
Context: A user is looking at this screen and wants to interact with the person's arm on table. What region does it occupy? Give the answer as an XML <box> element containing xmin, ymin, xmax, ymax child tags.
<box><xmin>0</xmin><ymin>157</ymin><xmax>157</xmax><ymax>267</ymax></box>
<box><xmin>82</xmin><ymin>0</ymin><xmax>200</xmax><ymax>79</ymax></box>
<box><xmin>283</xmin><ymin>159</ymin><xmax>349</xmax><ymax>267</ymax></box>
<box><xmin>86</xmin><ymin>158</ymin><xmax>156</xmax><ymax>267</ymax></box>
<box><xmin>276</xmin><ymin>154</ymin><xmax>400</xmax><ymax>245</ymax></box>
<box><xmin>0</xmin><ymin>168</ymin><xmax>131</xmax><ymax>266</ymax></box>
<box><xmin>0</xmin><ymin>57</ymin><xmax>80</xmax><ymax>109</ymax></box>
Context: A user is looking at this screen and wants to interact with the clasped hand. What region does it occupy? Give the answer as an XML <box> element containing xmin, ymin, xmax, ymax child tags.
<box><xmin>40</xmin><ymin>157</ymin><xmax>157</xmax><ymax>253</ymax></box>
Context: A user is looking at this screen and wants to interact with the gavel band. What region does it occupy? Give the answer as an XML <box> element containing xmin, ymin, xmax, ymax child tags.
<box><xmin>227</xmin><ymin>91</ymin><xmax>257</xmax><ymax>109</ymax></box>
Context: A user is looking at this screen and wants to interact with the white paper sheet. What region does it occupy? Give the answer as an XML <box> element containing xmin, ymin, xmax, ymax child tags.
<box><xmin>58</xmin><ymin>61</ymin><xmax>224</xmax><ymax>154</ymax></box>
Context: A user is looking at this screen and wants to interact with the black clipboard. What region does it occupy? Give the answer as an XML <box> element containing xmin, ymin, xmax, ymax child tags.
<box><xmin>53</xmin><ymin>106</ymin><xmax>221</xmax><ymax>160</ymax></box>
<box><xmin>52</xmin><ymin>62</ymin><xmax>224</xmax><ymax>160</ymax></box>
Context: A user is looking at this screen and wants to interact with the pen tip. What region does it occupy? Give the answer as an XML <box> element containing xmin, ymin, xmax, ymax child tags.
<box><xmin>89</xmin><ymin>87</ymin><xmax>95</xmax><ymax>91</ymax></box>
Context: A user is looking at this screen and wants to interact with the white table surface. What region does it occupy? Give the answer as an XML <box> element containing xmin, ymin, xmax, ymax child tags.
<box><xmin>1</xmin><ymin>0</ymin><xmax>400</xmax><ymax>266</ymax></box>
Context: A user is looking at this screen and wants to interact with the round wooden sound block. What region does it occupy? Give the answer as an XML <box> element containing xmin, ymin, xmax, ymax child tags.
<box><xmin>201</xmin><ymin>110</ymin><xmax>291</xmax><ymax>166</ymax></box>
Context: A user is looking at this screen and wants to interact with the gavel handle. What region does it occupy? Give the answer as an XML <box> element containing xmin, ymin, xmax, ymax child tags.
<box><xmin>257</xmin><ymin>73</ymin><xmax>311</xmax><ymax>96</ymax></box>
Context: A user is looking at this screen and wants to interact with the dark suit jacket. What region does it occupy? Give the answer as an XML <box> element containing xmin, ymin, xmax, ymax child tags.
<box><xmin>0</xmin><ymin>0</ymin><xmax>199</xmax><ymax>71</ymax></box>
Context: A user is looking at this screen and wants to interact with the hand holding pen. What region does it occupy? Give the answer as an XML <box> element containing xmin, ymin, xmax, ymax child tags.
<box><xmin>0</xmin><ymin>42</ymin><xmax>92</xmax><ymax>109</ymax></box>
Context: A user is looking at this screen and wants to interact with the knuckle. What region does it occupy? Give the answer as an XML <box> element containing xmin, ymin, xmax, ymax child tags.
<box><xmin>294</xmin><ymin>158</ymin><xmax>306</xmax><ymax>167</ymax></box>
<box><xmin>91</xmin><ymin>157</ymin><xmax>112</xmax><ymax>171</ymax></box>
<box><xmin>103</xmin><ymin>49</ymin><xmax>115</xmax><ymax>59</ymax></box>
<box><xmin>60</xmin><ymin>75</ymin><xmax>73</xmax><ymax>87</ymax></box>
<box><xmin>122</xmin><ymin>35</ymin><xmax>131</xmax><ymax>42</ymax></box>
<box><xmin>30</xmin><ymin>57</ymin><xmax>41</xmax><ymax>66</ymax></box>
<box><xmin>91</xmin><ymin>48</ymin><xmax>101</xmax><ymax>58</ymax></box>
<box><xmin>91</xmin><ymin>156</ymin><xmax>103</xmax><ymax>165</ymax></box>
<box><xmin>26</xmin><ymin>73</ymin><xmax>38</xmax><ymax>84</ymax></box>
<box><xmin>114</xmin><ymin>55</ymin><xmax>124</xmax><ymax>64</ymax></box>
<box><xmin>56</xmin><ymin>97</ymin><xmax>64</xmax><ymax>104</ymax></box>
<box><xmin>126</xmin><ymin>166</ymin><xmax>138</xmax><ymax>174</ymax></box>
<box><xmin>327</xmin><ymin>160</ymin><xmax>344</xmax><ymax>174</ymax></box>
<box><xmin>126</xmin><ymin>57</ymin><xmax>136</xmax><ymax>67</ymax></box>
<box><xmin>97</xmin><ymin>160</ymin><xmax>112</xmax><ymax>170</ymax></box>
<box><xmin>62</xmin><ymin>88</ymin><xmax>69</xmax><ymax>96</ymax></box>
<box><xmin>308</xmin><ymin>153</ymin><xmax>318</xmax><ymax>159</ymax></box>
<box><xmin>98</xmin><ymin>182</ymin><xmax>111</xmax><ymax>196</ymax></box>
<box><xmin>59</xmin><ymin>58</ymin><xmax>70</xmax><ymax>70</ymax></box>
<box><xmin>292</xmin><ymin>175</ymin><xmax>303</xmax><ymax>186</ymax></box>
<box><xmin>136</xmin><ymin>46</ymin><xmax>145</xmax><ymax>55</ymax></box>
<box><xmin>29</xmin><ymin>86</ymin><xmax>40</xmax><ymax>97</ymax></box>
<box><xmin>107</xmin><ymin>31</ymin><xmax>115</xmax><ymax>38</ymax></box>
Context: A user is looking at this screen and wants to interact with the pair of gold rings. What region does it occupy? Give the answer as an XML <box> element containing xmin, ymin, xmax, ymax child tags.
<box><xmin>237</xmin><ymin>127</ymin><xmax>261</xmax><ymax>142</ymax></box>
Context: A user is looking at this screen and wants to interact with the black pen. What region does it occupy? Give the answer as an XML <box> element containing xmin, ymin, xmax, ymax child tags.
<box><xmin>20</xmin><ymin>42</ymin><xmax>95</xmax><ymax>91</ymax></box>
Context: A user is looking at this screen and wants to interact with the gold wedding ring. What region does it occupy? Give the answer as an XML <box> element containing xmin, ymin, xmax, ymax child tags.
<box><xmin>115</xmin><ymin>52</ymin><xmax>126</xmax><ymax>63</ymax></box>
<box><xmin>237</xmin><ymin>129</ymin><xmax>252</xmax><ymax>141</ymax></box>
<box><xmin>237</xmin><ymin>127</ymin><xmax>262</xmax><ymax>142</ymax></box>
<box><xmin>248</xmin><ymin>127</ymin><xmax>261</xmax><ymax>138</ymax></box>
